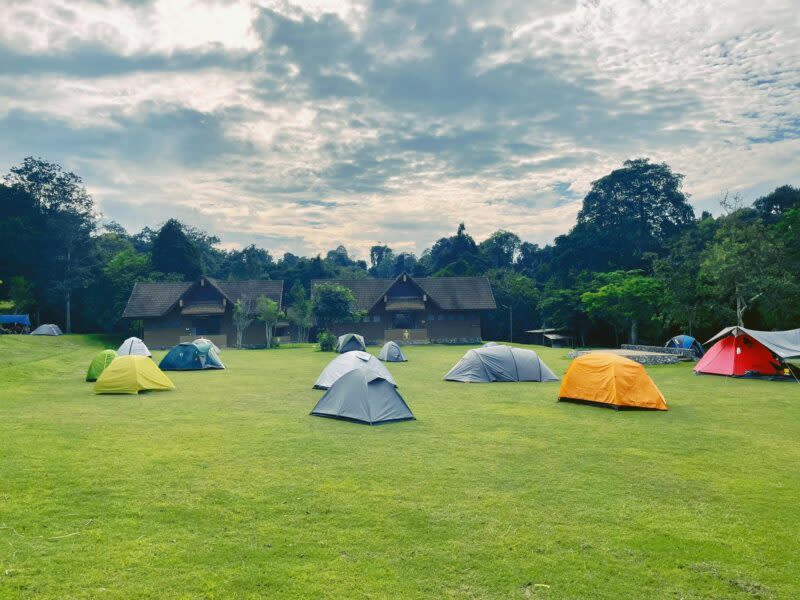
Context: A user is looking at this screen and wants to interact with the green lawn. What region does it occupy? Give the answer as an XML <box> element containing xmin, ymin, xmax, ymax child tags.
<box><xmin>1</xmin><ymin>336</ymin><xmax>798</xmax><ymax>599</ymax></box>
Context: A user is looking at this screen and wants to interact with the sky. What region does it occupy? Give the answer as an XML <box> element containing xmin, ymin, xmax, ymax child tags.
<box><xmin>1</xmin><ymin>0</ymin><xmax>798</xmax><ymax>258</ymax></box>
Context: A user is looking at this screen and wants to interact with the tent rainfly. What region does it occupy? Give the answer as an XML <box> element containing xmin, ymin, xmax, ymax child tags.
<box><xmin>336</xmin><ymin>333</ymin><xmax>366</xmax><ymax>353</ymax></box>
<box><xmin>117</xmin><ymin>337</ymin><xmax>151</xmax><ymax>357</ymax></box>
<box><xmin>94</xmin><ymin>355</ymin><xmax>175</xmax><ymax>394</ymax></box>
<box><xmin>314</xmin><ymin>350</ymin><xmax>397</xmax><ymax>389</ymax></box>
<box><xmin>665</xmin><ymin>335</ymin><xmax>705</xmax><ymax>358</ymax></box>
<box><xmin>482</xmin><ymin>341</ymin><xmax>499</xmax><ymax>347</ymax></box>
<box><xmin>31</xmin><ymin>324</ymin><xmax>62</xmax><ymax>336</ymax></box>
<box><xmin>159</xmin><ymin>342</ymin><xmax>225</xmax><ymax>371</ymax></box>
<box><xmin>193</xmin><ymin>338</ymin><xmax>221</xmax><ymax>353</ymax></box>
<box><xmin>311</xmin><ymin>367</ymin><xmax>414</xmax><ymax>425</ymax></box>
<box><xmin>378</xmin><ymin>341</ymin><xmax>407</xmax><ymax>362</ymax></box>
<box><xmin>695</xmin><ymin>326</ymin><xmax>800</xmax><ymax>377</ymax></box>
<box><xmin>86</xmin><ymin>349</ymin><xmax>118</xmax><ymax>382</ymax></box>
<box><xmin>444</xmin><ymin>345</ymin><xmax>558</xmax><ymax>383</ymax></box>
<box><xmin>559</xmin><ymin>353</ymin><xmax>668</xmax><ymax>410</ymax></box>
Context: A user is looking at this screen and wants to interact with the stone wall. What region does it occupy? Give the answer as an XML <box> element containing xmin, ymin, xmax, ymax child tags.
<box><xmin>621</xmin><ymin>344</ymin><xmax>696</xmax><ymax>360</ymax></box>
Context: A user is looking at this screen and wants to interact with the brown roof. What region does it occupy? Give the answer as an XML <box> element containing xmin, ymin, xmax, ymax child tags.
<box><xmin>123</xmin><ymin>277</ymin><xmax>283</xmax><ymax>318</ymax></box>
<box><xmin>311</xmin><ymin>274</ymin><xmax>496</xmax><ymax>311</ymax></box>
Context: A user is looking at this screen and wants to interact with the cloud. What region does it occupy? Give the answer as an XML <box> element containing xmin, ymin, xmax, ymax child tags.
<box><xmin>1</xmin><ymin>0</ymin><xmax>798</xmax><ymax>258</ymax></box>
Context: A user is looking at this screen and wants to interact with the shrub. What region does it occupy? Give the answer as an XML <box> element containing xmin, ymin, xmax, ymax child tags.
<box><xmin>317</xmin><ymin>331</ymin><xmax>337</xmax><ymax>352</ymax></box>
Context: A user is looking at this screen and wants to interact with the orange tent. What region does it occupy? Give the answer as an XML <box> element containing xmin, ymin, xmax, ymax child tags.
<box><xmin>558</xmin><ymin>353</ymin><xmax>668</xmax><ymax>411</ymax></box>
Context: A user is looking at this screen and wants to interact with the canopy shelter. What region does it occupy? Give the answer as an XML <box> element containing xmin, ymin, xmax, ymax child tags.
<box><xmin>559</xmin><ymin>353</ymin><xmax>668</xmax><ymax>410</ymax></box>
<box><xmin>311</xmin><ymin>368</ymin><xmax>414</xmax><ymax>425</ymax></box>
<box><xmin>31</xmin><ymin>324</ymin><xmax>62</xmax><ymax>336</ymax></box>
<box><xmin>117</xmin><ymin>337</ymin><xmax>151</xmax><ymax>357</ymax></box>
<box><xmin>193</xmin><ymin>337</ymin><xmax>221</xmax><ymax>353</ymax></box>
<box><xmin>336</xmin><ymin>333</ymin><xmax>366</xmax><ymax>353</ymax></box>
<box><xmin>86</xmin><ymin>349</ymin><xmax>117</xmax><ymax>382</ymax></box>
<box><xmin>94</xmin><ymin>355</ymin><xmax>175</xmax><ymax>394</ymax></box>
<box><xmin>0</xmin><ymin>315</ymin><xmax>30</xmax><ymax>326</ymax></box>
<box><xmin>378</xmin><ymin>341</ymin><xmax>407</xmax><ymax>362</ymax></box>
<box><xmin>695</xmin><ymin>326</ymin><xmax>800</xmax><ymax>377</ymax></box>
<box><xmin>314</xmin><ymin>351</ymin><xmax>397</xmax><ymax>390</ymax></box>
<box><xmin>159</xmin><ymin>342</ymin><xmax>225</xmax><ymax>371</ymax></box>
<box><xmin>665</xmin><ymin>334</ymin><xmax>705</xmax><ymax>358</ymax></box>
<box><xmin>444</xmin><ymin>345</ymin><xmax>558</xmax><ymax>383</ymax></box>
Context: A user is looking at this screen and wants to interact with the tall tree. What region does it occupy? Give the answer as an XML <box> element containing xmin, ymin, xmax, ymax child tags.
<box><xmin>256</xmin><ymin>295</ymin><xmax>284</xmax><ymax>348</ymax></box>
<box><xmin>479</xmin><ymin>230</ymin><xmax>521</xmax><ymax>270</ymax></box>
<box><xmin>312</xmin><ymin>283</ymin><xmax>358</xmax><ymax>330</ymax></box>
<box><xmin>753</xmin><ymin>185</ymin><xmax>800</xmax><ymax>222</ymax></box>
<box><xmin>150</xmin><ymin>219</ymin><xmax>202</xmax><ymax>279</ymax></box>
<box><xmin>430</xmin><ymin>223</ymin><xmax>480</xmax><ymax>273</ymax></box>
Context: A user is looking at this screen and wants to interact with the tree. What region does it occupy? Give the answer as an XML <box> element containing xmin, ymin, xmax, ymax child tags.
<box><xmin>581</xmin><ymin>271</ymin><xmax>663</xmax><ymax>344</ymax></box>
<box><xmin>479</xmin><ymin>230</ymin><xmax>521</xmax><ymax>270</ymax></box>
<box><xmin>312</xmin><ymin>283</ymin><xmax>358</xmax><ymax>330</ymax></box>
<box><xmin>232</xmin><ymin>296</ymin><xmax>257</xmax><ymax>349</ymax></box>
<box><xmin>151</xmin><ymin>219</ymin><xmax>202</xmax><ymax>279</ymax></box>
<box><xmin>225</xmin><ymin>244</ymin><xmax>273</xmax><ymax>280</ymax></box>
<box><xmin>256</xmin><ymin>295</ymin><xmax>284</xmax><ymax>348</ymax></box>
<box><xmin>9</xmin><ymin>276</ymin><xmax>35</xmax><ymax>313</ymax></box>
<box><xmin>753</xmin><ymin>185</ymin><xmax>800</xmax><ymax>222</ymax></box>
<box><xmin>369</xmin><ymin>244</ymin><xmax>395</xmax><ymax>277</ymax></box>
<box><xmin>429</xmin><ymin>223</ymin><xmax>481</xmax><ymax>273</ymax></box>
<box><xmin>564</xmin><ymin>158</ymin><xmax>695</xmax><ymax>272</ymax></box>
<box><xmin>482</xmin><ymin>270</ymin><xmax>539</xmax><ymax>341</ymax></box>
<box><xmin>286</xmin><ymin>281</ymin><xmax>313</xmax><ymax>342</ymax></box>
<box><xmin>4</xmin><ymin>158</ymin><xmax>97</xmax><ymax>332</ymax></box>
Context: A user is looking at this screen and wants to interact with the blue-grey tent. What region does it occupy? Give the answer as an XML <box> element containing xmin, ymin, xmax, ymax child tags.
<box><xmin>665</xmin><ymin>335</ymin><xmax>705</xmax><ymax>358</ymax></box>
<box><xmin>336</xmin><ymin>333</ymin><xmax>366</xmax><ymax>353</ymax></box>
<box><xmin>311</xmin><ymin>367</ymin><xmax>414</xmax><ymax>425</ymax></box>
<box><xmin>159</xmin><ymin>342</ymin><xmax>225</xmax><ymax>371</ymax></box>
<box><xmin>378</xmin><ymin>341</ymin><xmax>407</xmax><ymax>362</ymax></box>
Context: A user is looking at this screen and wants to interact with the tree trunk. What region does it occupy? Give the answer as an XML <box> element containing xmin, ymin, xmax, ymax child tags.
<box><xmin>236</xmin><ymin>327</ymin><xmax>243</xmax><ymax>349</ymax></box>
<box><xmin>65</xmin><ymin>290</ymin><xmax>72</xmax><ymax>334</ymax></box>
<box><xmin>630</xmin><ymin>319</ymin><xmax>638</xmax><ymax>345</ymax></box>
<box><xmin>265</xmin><ymin>323</ymin><xmax>272</xmax><ymax>349</ymax></box>
<box><xmin>736</xmin><ymin>286</ymin><xmax>745</xmax><ymax>327</ymax></box>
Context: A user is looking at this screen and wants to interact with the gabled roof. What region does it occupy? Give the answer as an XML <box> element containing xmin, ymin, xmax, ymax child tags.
<box><xmin>123</xmin><ymin>277</ymin><xmax>284</xmax><ymax>318</ymax></box>
<box><xmin>312</xmin><ymin>274</ymin><xmax>496</xmax><ymax>311</ymax></box>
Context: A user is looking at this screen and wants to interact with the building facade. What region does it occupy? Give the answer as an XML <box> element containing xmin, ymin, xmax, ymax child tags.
<box><xmin>312</xmin><ymin>273</ymin><xmax>496</xmax><ymax>345</ymax></box>
<box><xmin>123</xmin><ymin>276</ymin><xmax>285</xmax><ymax>349</ymax></box>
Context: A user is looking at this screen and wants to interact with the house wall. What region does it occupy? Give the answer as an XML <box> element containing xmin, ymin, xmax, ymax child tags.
<box><xmin>328</xmin><ymin>309</ymin><xmax>484</xmax><ymax>345</ymax></box>
<box><xmin>143</xmin><ymin>307</ymin><xmax>271</xmax><ymax>348</ymax></box>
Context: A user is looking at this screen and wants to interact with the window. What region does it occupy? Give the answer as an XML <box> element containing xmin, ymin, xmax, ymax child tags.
<box><xmin>372</xmin><ymin>315</ymin><xmax>381</xmax><ymax>323</ymax></box>
<box><xmin>447</xmin><ymin>314</ymin><xmax>455</xmax><ymax>321</ymax></box>
<box><xmin>457</xmin><ymin>313</ymin><xmax>465</xmax><ymax>321</ymax></box>
<box><xmin>362</xmin><ymin>315</ymin><xmax>370</xmax><ymax>323</ymax></box>
<box><xmin>427</xmin><ymin>313</ymin><xmax>435</xmax><ymax>322</ymax></box>
<box><xmin>437</xmin><ymin>314</ymin><xmax>444</xmax><ymax>321</ymax></box>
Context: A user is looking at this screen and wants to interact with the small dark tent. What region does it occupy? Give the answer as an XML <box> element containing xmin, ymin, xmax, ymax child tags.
<box><xmin>444</xmin><ymin>345</ymin><xmax>558</xmax><ymax>383</ymax></box>
<box><xmin>379</xmin><ymin>341</ymin><xmax>407</xmax><ymax>362</ymax></box>
<box><xmin>311</xmin><ymin>367</ymin><xmax>414</xmax><ymax>425</ymax></box>
<box><xmin>665</xmin><ymin>335</ymin><xmax>705</xmax><ymax>358</ymax></box>
<box><xmin>159</xmin><ymin>342</ymin><xmax>225</xmax><ymax>371</ymax></box>
<box><xmin>695</xmin><ymin>326</ymin><xmax>800</xmax><ymax>378</ymax></box>
<box><xmin>336</xmin><ymin>333</ymin><xmax>366</xmax><ymax>353</ymax></box>
<box><xmin>31</xmin><ymin>324</ymin><xmax>62</xmax><ymax>336</ymax></box>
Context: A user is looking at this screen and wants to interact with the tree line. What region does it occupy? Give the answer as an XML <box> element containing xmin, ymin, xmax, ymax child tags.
<box><xmin>1</xmin><ymin>156</ymin><xmax>798</xmax><ymax>345</ymax></box>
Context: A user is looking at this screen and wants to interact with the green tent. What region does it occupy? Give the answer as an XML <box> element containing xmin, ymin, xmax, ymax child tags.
<box><xmin>86</xmin><ymin>349</ymin><xmax>117</xmax><ymax>382</ymax></box>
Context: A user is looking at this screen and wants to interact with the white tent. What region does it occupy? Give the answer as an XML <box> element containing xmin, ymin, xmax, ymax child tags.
<box><xmin>314</xmin><ymin>351</ymin><xmax>397</xmax><ymax>389</ymax></box>
<box><xmin>31</xmin><ymin>324</ymin><xmax>63</xmax><ymax>336</ymax></box>
<box><xmin>117</xmin><ymin>337</ymin><xmax>151</xmax><ymax>357</ymax></box>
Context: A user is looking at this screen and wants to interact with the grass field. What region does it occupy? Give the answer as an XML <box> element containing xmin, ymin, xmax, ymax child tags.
<box><xmin>1</xmin><ymin>336</ymin><xmax>799</xmax><ymax>599</ymax></box>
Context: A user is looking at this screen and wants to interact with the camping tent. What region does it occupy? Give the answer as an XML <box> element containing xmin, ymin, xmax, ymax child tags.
<box><xmin>86</xmin><ymin>349</ymin><xmax>117</xmax><ymax>382</ymax></box>
<box><xmin>31</xmin><ymin>324</ymin><xmax>62</xmax><ymax>336</ymax></box>
<box><xmin>378</xmin><ymin>341</ymin><xmax>407</xmax><ymax>362</ymax></box>
<box><xmin>444</xmin><ymin>345</ymin><xmax>558</xmax><ymax>383</ymax></box>
<box><xmin>482</xmin><ymin>341</ymin><xmax>499</xmax><ymax>347</ymax></box>
<box><xmin>665</xmin><ymin>335</ymin><xmax>705</xmax><ymax>358</ymax></box>
<box><xmin>159</xmin><ymin>342</ymin><xmax>225</xmax><ymax>371</ymax></box>
<box><xmin>695</xmin><ymin>326</ymin><xmax>800</xmax><ymax>377</ymax></box>
<box><xmin>559</xmin><ymin>353</ymin><xmax>668</xmax><ymax>410</ymax></box>
<box><xmin>117</xmin><ymin>337</ymin><xmax>151</xmax><ymax>357</ymax></box>
<box><xmin>193</xmin><ymin>338</ymin><xmax>221</xmax><ymax>353</ymax></box>
<box><xmin>336</xmin><ymin>333</ymin><xmax>366</xmax><ymax>353</ymax></box>
<box><xmin>311</xmin><ymin>367</ymin><xmax>414</xmax><ymax>425</ymax></box>
<box><xmin>94</xmin><ymin>355</ymin><xmax>175</xmax><ymax>394</ymax></box>
<box><xmin>314</xmin><ymin>350</ymin><xmax>397</xmax><ymax>389</ymax></box>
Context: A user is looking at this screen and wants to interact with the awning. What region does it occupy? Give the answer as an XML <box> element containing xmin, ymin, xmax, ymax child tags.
<box><xmin>181</xmin><ymin>303</ymin><xmax>225</xmax><ymax>316</ymax></box>
<box><xmin>704</xmin><ymin>326</ymin><xmax>800</xmax><ymax>359</ymax></box>
<box><xmin>0</xmin><ymin>314</ymin><xmax>31</xmax><ymax>326</ymax></box>
<box><xmin>544</xmin><ymin>333</ymin><xmax>572</xmax><ymax>340</ymax></box>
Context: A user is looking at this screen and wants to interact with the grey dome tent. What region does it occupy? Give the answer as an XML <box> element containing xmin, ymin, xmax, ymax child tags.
<box><xmin>311</xmin><ymin>367</ymin><xmax>414</xmax><ymax>425</ymax></box>
<box><xmin>159</xmin><ymin>342</ymin><xmax>225</xmax><ymax>371</ymax></box>
<box><xmin>31</xmin><ymin>324</ymin><xmax>62</xmax><ymax>336</ymax></box>
<box><xmin>117</xmin><ymin>337</ymin><xmax>151</xmax><ymax>357</ymax></box>
<box><xmin>336</xmin><ymin>333</ymin><xmax>366</xmax><ymax>353</ymax></box>
<box><xmin>483</xmin><ymin>341</ymin><xmax>499</xmax><ymax>347</ymax></box>
<box><xmin>314</xmin><ymin>351</ymin><xmax>397</xmax><ymax>390</ymax></box>
<box><xmin>444</xmin><ymin>344</ymin><xmax>559</xmax><ymax>383</ymax></box>
<box><xmin>193</xmin><ymin>338</ymin><xmax>221</xmax><ymax>353</ymax></box>
<box><xmin>378</xmin><ymin>341</ymin><xmax>407</xmax><ymax>362</ymax></box>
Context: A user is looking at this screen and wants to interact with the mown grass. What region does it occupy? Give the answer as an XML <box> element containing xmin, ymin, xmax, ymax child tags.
<box><xmin>0</xmin><ymin>335</ymin><xmax>798</xmax><ymax>599</ymax></box>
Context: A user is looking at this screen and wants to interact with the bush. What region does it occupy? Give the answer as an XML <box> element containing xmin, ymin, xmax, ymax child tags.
<box><xmin>317</xmin><ymin>331</ymin><xmax>337</xmax><ymax>352</ymax></box>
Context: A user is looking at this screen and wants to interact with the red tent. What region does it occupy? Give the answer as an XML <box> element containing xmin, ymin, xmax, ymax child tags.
<box><xmin>695</xmin><ymin>327</ymin><xmax>799</xmax><ymax>377</ymax></box>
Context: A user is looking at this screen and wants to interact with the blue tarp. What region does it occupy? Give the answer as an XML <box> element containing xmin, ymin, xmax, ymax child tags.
<box><xmin>0</xmin><ymin>315</ymin><xmax>31</xmax><ymax>326</ymax></box>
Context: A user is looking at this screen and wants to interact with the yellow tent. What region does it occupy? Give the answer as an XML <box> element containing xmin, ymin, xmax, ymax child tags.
<box><xmin>94</xmin><ymin>355</ymin><xmax>175</xmax><ymax>395</ymax></box>
<box><xmin>558</xmin><ymin>353</ymin><xmax>667</xmax><ymax>410</ymax></box>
